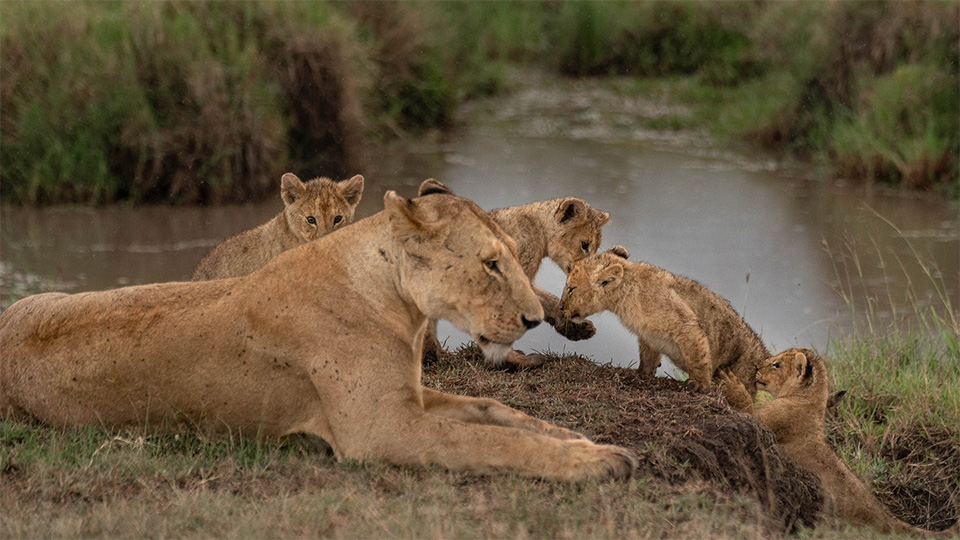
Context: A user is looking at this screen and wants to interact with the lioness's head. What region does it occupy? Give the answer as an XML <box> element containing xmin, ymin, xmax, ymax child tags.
<box><xmin>385</xmin><ymin>181</ymin><xmax>543</xmax><ymax>365</ymax></box>
<box><xmin>281</xmin><ymin>173</ymin><xmax>365</xmax><ymax>242</ymax></box>
<box><xmin>560</xmin><ymin>246</ymin><xmax>629</xmax><ymax>322</ymax></box>
<box><xmin>546</xmin><ymin>198</ymin><xmax>611</xmax><ymax>274</ymax></box>
<box><xmin>756</xmin><ymin>348</ymin><xmax>822</xmax><ymax>399</ymax></box>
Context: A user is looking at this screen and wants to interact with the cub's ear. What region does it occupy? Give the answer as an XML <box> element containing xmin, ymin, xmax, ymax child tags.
<box><xmin>599</xmin><ymin>263</ymin><xmax>623</xmax><ymax>288</ymax></box>
<box><xmin>340</xmin><ymin>174</ymin><xmax>364</xmax><ymax>206</ymax></box>
<box><xmin>593</xmin><ymin>209</ymin><xmax>611</xmax><ymax>226</ymax></box>
<box><xmin>281</xmin><ymin>173</ymin><xmax>305</xmax><ymax>205</ymax></box>
<box><xmin>418</xmin><ymin>178</ymin><xmax>454</xmax><ymax>197</ymax></box>
<box><xmin>607</xmin><ymin>246</ymin><xmax>629</xmax><ymax>259</ymax></box>
<box><xmin>556</xmin><ymin>198</ymin><xmax>587</xmax><ymax>224</ymax></box>
<box><xmin>384</xmin><ymin>190</ymin><xmax>441</xmax><ymax>244</ymax></box>
<box><xmin>794</xmin><ymin>351</ymin><xmax>811</xmax><ymax>383</ymax></box>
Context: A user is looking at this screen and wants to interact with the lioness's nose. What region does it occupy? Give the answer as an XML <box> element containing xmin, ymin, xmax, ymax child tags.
<box><xmin>521</xmin><ymin>315</ymin><xmax>541</xmax><ymax>330</ymax></box>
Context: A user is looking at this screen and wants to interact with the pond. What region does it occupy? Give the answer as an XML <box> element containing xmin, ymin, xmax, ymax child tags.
<box><xmin>2</xmin><ymin>98</ymin><xmax>957</xmax><ymax>370</ymax></box>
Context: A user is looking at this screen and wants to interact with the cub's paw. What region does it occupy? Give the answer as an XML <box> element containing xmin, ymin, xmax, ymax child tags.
<box><xmin>555</xmin><ymin>318</ymin><xmax>596</xmax><ymax>341</ymax></box>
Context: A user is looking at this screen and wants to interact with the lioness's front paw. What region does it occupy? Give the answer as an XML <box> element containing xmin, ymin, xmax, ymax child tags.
<box><xmin>545</xmin><ymin>424</ymin><xmax>588</xmax><ymax>441</ymax></box>
<box><xmin>501</xmin><ymin>350</ymin><xmax>547</xmax><ymax>371</ymax></box>
<box><xmin>555</xmin><ymin>318</ymin><xmax>596</xmax><ymax>341</ymax></box>
<box><xmin>565</xmin><ymin>440</ymin><xmax>638</xmax><ymax>481</ymax></box>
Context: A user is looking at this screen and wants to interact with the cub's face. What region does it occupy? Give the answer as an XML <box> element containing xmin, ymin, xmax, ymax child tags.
<box><xmin>387</xmin><ymin>184</ymin><xmax>543</xmax><ymax>365</ymax></box>
<box><xmin>282</xmin><ymin>173</ymin><xmax>365</xmax><ymax>242</ymax></box>
<box><xmin>756</xmin><ymin>348</ymin><xmax>815</xmax><ymax>398</ymax></box>
<box><xmin>560</xmin><ymin>248</ymin><xmax>627</xmax><ymax>323</ymax></box>
<box><xmin>546</xmin><ymin>198</ymin><xmax>610</xmax><ymax>274</ymax></box>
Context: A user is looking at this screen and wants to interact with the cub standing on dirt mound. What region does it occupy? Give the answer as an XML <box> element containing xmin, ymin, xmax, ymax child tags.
<box><xmin>0</xmin><ymin>181</ymin><xmax>637</xmax><ymax>482</ymax></box>
<box><xmin>720</xmin><ymin>350</ymin><xmax>960</xmax><ymax>537</ymax></box>
<box><xmin>559</xmin><ymin>246</ymin><xmax>768</xmax><ymax>395</ymax></box>
<box><xmin>418</xmin><ymin>179</ymin><xmax>610</xmax><ymax>369</ymax></box>
<box><xmin>192</xmin><ymin>172</ymin><xmax>364</xmax><ymax>280</ymax></box>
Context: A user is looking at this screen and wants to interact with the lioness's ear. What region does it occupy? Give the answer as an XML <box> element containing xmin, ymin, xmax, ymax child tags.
<box><xmin>281</xmin><ymin>173</ymin><xmax>305</xmax><ymax>205</ymax></box>
<box><xmin>340</xmin><ymin>174</ymin><xmax>364</xmax><ymax>206</ymax></box>
<box><xmin>384</xmin><ymin>190</ymin><xmax>439</xmax><ymax>243</ymax></box>
<box><xmin>557</xmin><ymin>198</ymin><xmax>587</xmax><ymax>224</ymax></box>
<box><xmin>607</xmin><ymin>246</ymin><xmax>629</xmax><ymax>259</ymax></box>
<box><xmin>417</xmin><ymin>178</ymin><xmax>454</xmax><ymax>197</ymax></box>
<box><xmin>599</xmin><ymin>264</ymin><xmax>623</xmax><ymax>288</ymax></box>
<box><xmin>794</xmin><ymin>351</ymin><xmax>810</xmax><ymax>383</ymax></box>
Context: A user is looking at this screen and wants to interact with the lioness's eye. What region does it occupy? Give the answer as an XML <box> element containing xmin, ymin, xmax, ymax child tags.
<box><xmin>772</xmin><ymin>362</ymin><xmax>781</xmax><ymax>369</ymax></box>
<box><xmin>306</xmin><ymin>216</ymin><xmax>317</xmax><ymax>225</ymax></box>
<box><xmin>484</xmin><ymin>259</ymin><xmax>500</xmax><ymax>274</ymax></box>
<box><xmin>333</xmin><ymin>215</ymin><xmax>343</xmax><ymax>225</ymax></box>
<box><xmin>581</xmin><ymin>241</ymin><xmax>590</xmax><ymax>252</ymax></box>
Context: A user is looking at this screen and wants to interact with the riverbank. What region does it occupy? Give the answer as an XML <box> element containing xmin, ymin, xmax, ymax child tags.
<box><xmin>2</xmin><ymin>339</ymin><xmax>957</xmax><ymax>538</ymax></box>
<box><xmin>2</xmin><ymin>1</ymin><xmax>956</xmax><ymax>205</ymax></box>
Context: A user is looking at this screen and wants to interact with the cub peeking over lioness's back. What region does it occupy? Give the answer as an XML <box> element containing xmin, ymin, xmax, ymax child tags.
<box><xmin>192</xmin><ymin>172</ymin><xmax>364</xmax><ymax>280</ymax></box>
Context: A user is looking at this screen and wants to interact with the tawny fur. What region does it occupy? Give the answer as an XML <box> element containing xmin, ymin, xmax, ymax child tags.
<box><xmin>0</xmin><ymin>183</ymin><xmax>637</xmax><ymax>482</ymax></box>
<box><xmin>720</xmin><ymin>349</ymin><xmax>959</xmax><ymax>537</ymax></box>
<box><xmin>418</xmin><ymin>180</ymin><xmax>610</xmax><ymax>369</ymax></box>
<box><xmin>192</xmin><ymin>173</ymin><xmax>364</xmax><ymax>280</ymax></box>
<box><xmin>560</xmin><ymin>247</ymin><xmax>767</xmax><ymax>394</ymax></box>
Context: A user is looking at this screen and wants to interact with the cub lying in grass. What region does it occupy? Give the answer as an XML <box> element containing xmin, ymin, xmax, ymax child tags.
<box><xmin>419</xmin><ymin>179</ymin><xmax>610</xmax><ymax>369</ymax></box>
<box><xmin>720</xmin><ymin>349</ymin><xmax>960</xmax><ymax>537</ymax></box>
<box><xmin>559</xmin><ymin>246</ymin><xmax>767</xmax><ymax>395</ymax></box>
<box><xmin>192</xmin><ymin>172</ymin><xmax>364</xmax><ymax>280</ymax></box>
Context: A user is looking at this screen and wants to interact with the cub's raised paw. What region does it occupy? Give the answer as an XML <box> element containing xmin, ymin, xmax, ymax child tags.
<box><xmin>555</xmin><ymin>318</ymin><xmax>596</xmax><ymax>341</ymax></box>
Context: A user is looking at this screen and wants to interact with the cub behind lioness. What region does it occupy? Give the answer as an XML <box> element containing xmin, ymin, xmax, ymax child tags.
<box><xmin>418</xmin><ymin>180</ymin><xmax>610</xmax><ymax>369</ymax></box>
<box><xmin>192</xmin><ymin>172</ymin><xmax>364</xmax><ymax>280</ymax></box>
<box><xmin>560</xmin><ymin>246</ymin><xmax>768</xmax><ymax>394</ymax></box>
<box><xmin>721</xmin><ymin>350</ymin><xmax>960</xmax><ymax>537</ymax></box>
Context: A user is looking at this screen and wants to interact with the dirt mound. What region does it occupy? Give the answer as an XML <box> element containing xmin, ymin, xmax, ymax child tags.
<box><xmin>423</xmin><ymin>347</ymin><xmax>824</xmax><ymax>533</ymax></box>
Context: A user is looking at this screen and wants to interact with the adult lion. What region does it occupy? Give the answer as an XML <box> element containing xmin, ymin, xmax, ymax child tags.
<box><xmin>0</xmin><ymin>183</ymin><xmax>636</xmax><ymax>482</ymax></box>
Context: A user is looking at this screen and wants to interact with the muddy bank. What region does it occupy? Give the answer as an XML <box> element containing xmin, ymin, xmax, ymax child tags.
<box><xmin>424</xmin><ymin>347</ymin><xmax>958</xmax><ymax>533</ymax></box>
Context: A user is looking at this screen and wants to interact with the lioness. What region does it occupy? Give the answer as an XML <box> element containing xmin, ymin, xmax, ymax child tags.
<box><xmin>0</xmin><ymin>182</ymin><xmax>637</xmax><ymax>481</ymax></box>
<box><xmin>418</xmin><ymin>180</ymin><xmax>610</xmax><ymax>369</ymax></box>
<box><xmin>192</xmin><ymin>172</ymin><xmax>364</xmax><ymax>280</ymax></box>
<box><xmin>559</xmin><ymin>246</ymin><xmax>767</xmax><ymax>394</ymax></box>
<box><xmin>720</xmin><ymin>350</ymin><xmax>960</xmax><ymax>536</ymax></box>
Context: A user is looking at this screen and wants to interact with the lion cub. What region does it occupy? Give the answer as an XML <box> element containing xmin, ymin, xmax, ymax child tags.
<box><xmin>192</xmin><ymin>172</ymin><xmax>364</xmax><ymax>280</ymax></box>
<box><xmin>560</xmin><ymin>246</ymin><xmax>768</xmax><ymax>394</ymax></box>
<box><xmin>720</xmin><ymin>350</ymin><xmax>959</xmax><ymax>536</ymax></box>
<box><xmin>418</xmin><ymin>179</ymin><xmax>610</xmax><ymax>369</ymax></box>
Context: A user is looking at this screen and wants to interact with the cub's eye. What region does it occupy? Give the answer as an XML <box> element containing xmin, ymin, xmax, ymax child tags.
<box><xmin>772</xmin><ymin>362</ymin><xmax>781</xmax><ymax>369</ymax></box>
<box><xmin>483</xmin><ymin>259</ymin><xmax>500</xmax><ymax>274</ymax></box>
<box><xmin>306</xmin><ymin>216</ymin><xmax>317</xmax><ymax>225</ymax></box>
<box><xmin>333</xmin><ymin>215</ymin><xmax>343</xmax><ymax>225</ymax></box>
<box><xmin>581</xmin><ymin>241</ymin><xmax>590</xmax><ymax>252</ymax></box>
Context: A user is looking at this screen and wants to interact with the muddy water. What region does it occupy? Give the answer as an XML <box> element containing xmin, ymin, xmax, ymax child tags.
<box><xmin>2</xmin><ymin>130</ymin><xmax>957</xmax><ymax>369</ymax></box>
